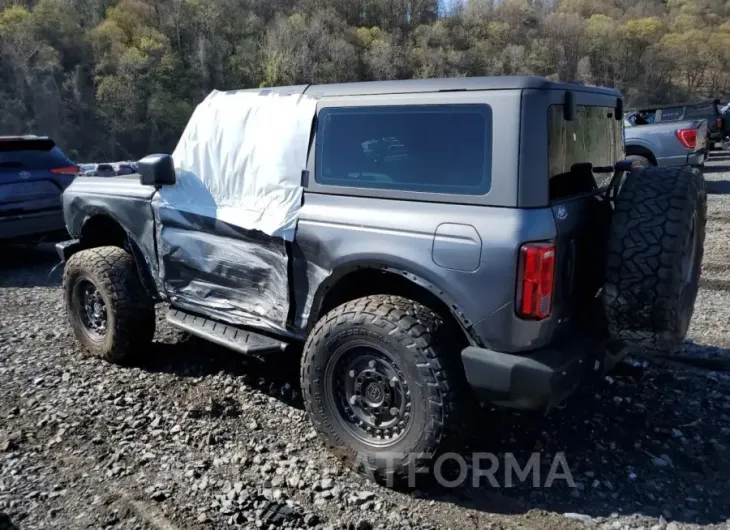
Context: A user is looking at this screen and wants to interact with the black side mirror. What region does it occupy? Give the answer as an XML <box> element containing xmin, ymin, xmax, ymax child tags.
<box><xmin>138</xmin><ymin>154</ymin><xmax>176</xmax><ymax>188</ymax></box>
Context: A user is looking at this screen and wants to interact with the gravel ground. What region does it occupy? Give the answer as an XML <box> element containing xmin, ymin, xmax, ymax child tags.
<box><xmin>2</xmin><ymin>157</ymin><xmax>730</xmax><ymax>530</ymax></box>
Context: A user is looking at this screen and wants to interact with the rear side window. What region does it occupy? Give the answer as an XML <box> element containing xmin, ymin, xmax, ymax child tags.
<box><xmin>0</xmin><ymin>146</ymin><xmax>73</xmax><ymax>170</ymax></box>
<box><xmin>315</xmin><ymin>104</ymin><xmax>492</xmax><ymax>195</ymax></box>
<box><xmin>548</xmin><ymin>105</ymin><xmax>623</xmax><ymax>198</ymax></box>
<box><xmin>658</xmin><ymin>107</ymin><xmax>684</xmax><ymax>121</ymax></box>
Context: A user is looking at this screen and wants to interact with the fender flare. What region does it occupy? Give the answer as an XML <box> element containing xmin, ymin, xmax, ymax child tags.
<box><xmin>72</xmin><ymin>213</ymin><xmax>163</xmax><ymax>301</ymax></box>
<box><xmin>308</xmin><ymin>262</ymin><xmax>479</xmax><ymax>344</ymax></box>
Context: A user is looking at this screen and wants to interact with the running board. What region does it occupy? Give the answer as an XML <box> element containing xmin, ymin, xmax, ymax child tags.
<box><xmin>167</xmin><ymin>308</ymin><xmax>288</xmax><ymax>355</ymax></box>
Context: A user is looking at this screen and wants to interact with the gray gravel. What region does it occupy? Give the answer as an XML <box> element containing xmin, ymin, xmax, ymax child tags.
<box><xmin>2</xmin><ymin>156</ymin><xmax>730</xmax><ymax>530</ymax></box>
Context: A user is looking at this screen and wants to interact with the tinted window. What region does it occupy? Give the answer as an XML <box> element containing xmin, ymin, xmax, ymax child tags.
<box><xmin>658</xmin><ymin>107</ymin><xmax>684</xmax><ymax>121</ymax></box>
<box><xmin>0</xmin><ymin>146</ymin><xmax>73</xmax><ymax>171</ymax></box>
<box><xmin>315</xmin><ymin>105</ymin><xmax>492</xmax><ymax>195</ymax></box>
<box><xmin>548</xmin><ymin>105</ymin><xmax>623</xmax><ymax>197</ymax></box>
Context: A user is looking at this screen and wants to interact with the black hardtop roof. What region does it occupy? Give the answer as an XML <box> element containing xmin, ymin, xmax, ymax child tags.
<box><xmin>233</xmin><ymin>76</ymin><xmax>621</xmax><ymax>99</ymax></box>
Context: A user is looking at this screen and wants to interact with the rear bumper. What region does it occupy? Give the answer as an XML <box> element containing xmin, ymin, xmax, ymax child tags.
<box><xmin>657</xmin><ymin>150</ymin><xmax>706</xmax><ymax>167</ymax></box>
<box><xmin>0</xmin><ymin>209</ymin><xmax>67</xmax><ymax>242</ymax></box>
<box><xmin>688</xmin><ymin>150</ymin><xmax>707</xmax><ymax>166</ymax></box>
<box><xmin>462</xmin><ymin>334</ymin><xmax>624</xmax><ymax>412</ymax></box>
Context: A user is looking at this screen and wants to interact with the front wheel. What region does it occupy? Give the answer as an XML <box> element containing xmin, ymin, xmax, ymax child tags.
<box><xmin>301</xmin><ymin>295</ymin><xmax>461</xmax><ymax>486</ymax></box>
<box><xmin>63</xmin><ymin>246</ymin><xmax>156</xmax><ymax>363</ymax></box>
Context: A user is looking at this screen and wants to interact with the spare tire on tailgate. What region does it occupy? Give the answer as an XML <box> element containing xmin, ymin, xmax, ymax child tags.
<box><xmin>603</xmin><ymin>166</ymin><xmax>707</xmax><ymax>353</ymax></box>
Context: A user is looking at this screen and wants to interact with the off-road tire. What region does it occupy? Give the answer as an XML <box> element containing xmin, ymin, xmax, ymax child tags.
<box><xmin>301</xmin><ymin>295</ymin><xmax>461</xmax><ymax>487</ymax></box>
<box><xmin>603</xmin><ymin>166</ymin><xmax>706</xmax><ymax>353</ymax></box>
<box><xmin>63</xmin><ymin>246</ymin><xmax>156</xmax><ymax>363</ymax></box>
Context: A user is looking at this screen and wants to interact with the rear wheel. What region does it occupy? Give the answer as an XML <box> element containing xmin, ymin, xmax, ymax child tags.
<box><xmin>301</xmin><ymin>295</ymin><xmax>461</xmax><ymax>486</ymax></box>
<box><xmin>63</xmin><ymin>246</ymin><xmax>156</xmax><ymax>363</ymax></box>
<box><xmin>625</xmin><ymin>154</ymin><xmax>652</xmax><ymax>168</ymax></box>
<box><xmin>603</xmin><ymin>166</ymin><xmax>706</xmax><ymax>353</ymax></box>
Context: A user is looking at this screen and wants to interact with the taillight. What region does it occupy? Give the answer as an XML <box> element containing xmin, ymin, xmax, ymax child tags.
<box><xmin>51</xmin><ymin>166</ymin><xmax>79</xmax><ymax>175</ymax></box>
<box><xmin>717</xmin><ymin>118</ymin><xmax>723</xmax><ymax>129</ymax></box>
<box><xmin>517</xmin><ymin>242</ymin><xmax>556</xmax><ymax>320</ymax></box>
<box><xmin>675</xmin><ymin>128</ymin><xmax>697</xmax><ymax>149</ymax></box>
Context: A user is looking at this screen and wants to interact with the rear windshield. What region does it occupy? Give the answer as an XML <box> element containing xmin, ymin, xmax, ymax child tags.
<box><xmin>0</xmin><ymin>146</ymin><xmax>73</xmax><ymax>171</ymax></box>
<box><xmin>548</xmin><ymin>104</ymin><xmax>623</xmax><ymax>199</ymax></box>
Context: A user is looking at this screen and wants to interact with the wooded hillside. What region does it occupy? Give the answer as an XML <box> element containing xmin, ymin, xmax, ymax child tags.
<box><xmin>1</xmin><ymin>0</ymin><xmax>728</xmax><ymax>161</ymax></box>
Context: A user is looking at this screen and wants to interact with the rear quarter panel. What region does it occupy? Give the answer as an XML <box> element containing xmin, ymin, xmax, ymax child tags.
<box><xmin>294</xmin><ymin>195</ymin><xmax>558</xmax><ymax>352</ymax></box>
<box><xmin>624</xmin><ymin>120</ymin><xmax>703</xmax><ymax>166</ymax></box>
<box><xmin>294</xmin><ymin>89</ymin><xmax>560</xmax><ymax>352</ymax></box>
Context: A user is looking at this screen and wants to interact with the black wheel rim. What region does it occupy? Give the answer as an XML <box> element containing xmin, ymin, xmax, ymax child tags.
<box><xmin>74</xmin><ymin>278</ymin><xmax>108</xmax><ymax>340</ymax></box>
<box><xmin>324</xmin><ymin>343</ymin><xmax>412</xmax><ymax>447</ymax></box>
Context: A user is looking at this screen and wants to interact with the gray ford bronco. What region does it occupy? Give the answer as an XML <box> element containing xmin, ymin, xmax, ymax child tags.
<box><xmin>55</xmin><ymin>76</ymin><xmax>706</xmax><ymax>484</ymax></box>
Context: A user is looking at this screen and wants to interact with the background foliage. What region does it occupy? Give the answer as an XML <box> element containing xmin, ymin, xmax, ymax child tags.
<box><xmin>1</xmin><ymin>0</ymin><xmax>728</xmax><ymax>161</ymax></box>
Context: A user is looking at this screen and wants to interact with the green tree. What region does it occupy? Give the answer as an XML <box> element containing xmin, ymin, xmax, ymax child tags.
<box><xmin>1</xmin><ymin>0</ymin><xmax>728</xmax><ymax>161</ymax></box>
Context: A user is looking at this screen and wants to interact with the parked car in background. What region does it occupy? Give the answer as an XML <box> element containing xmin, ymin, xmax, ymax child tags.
<box><xmin>633</xmin><ymin>100</ymin><xmax>723</xmax><ymax>149</ymax></box>
<box><xmin>721</xmin><ymin>104</ymin><xmax>730</xmax><ymax>150</ymax></box>
<box><xmin>80</xmin><ymin>161</ymin><xmax>139</xmax><ymax>177</ymax></box>
<box><xmin>115</xmin><ymin>163</ymin><xmax>136</xmax><ymax>176</ymax></box>
<box><xmin>94</xmin><ymin>164</ymin><xmax>116</xmax><ymax>177</ymax></box>
<box><xmin>0</xmin><ymin>135</ymin><xmax>79</xmax><ymax>244</ymax></box>
<box><xmin>623</xmin><ymin>113</ymin><xmax>707</xmax><ymax>168</ymax></box>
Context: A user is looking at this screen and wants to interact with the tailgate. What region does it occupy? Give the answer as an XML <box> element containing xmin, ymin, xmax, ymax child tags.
<box><xmin>0</xmin><ymin>179</ymin><xmax>62</xmax><ymax>203</ymax></box>
<box><xmin>0</xmin><ymin>136</ymin><xmax>76</xmax><ymax>213</ymax></box>
<box><xmin>697</xmin><ymin>120</ymin><xmax>708</xmax><ymax>150</ymax></box>
<box><xmin>550</xmin><ymin>194</ymin><xmax>612</xmax><ymax>334</ymax></box>
<box><xmin>0</xmin><ymin>178</ymin><xmax>64</xmax><ymax>216</ymax></box>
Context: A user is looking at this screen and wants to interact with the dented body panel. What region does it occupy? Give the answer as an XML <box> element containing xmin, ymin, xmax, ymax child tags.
<box><xmin>152</xmin><ymin>200</ymin><xmax>296</xmax><ymax>339</ymax></box>
<box><xmin>62</xmin><ymin>175</ymin><xmax>162</xmax><ymax>297</ymax></box>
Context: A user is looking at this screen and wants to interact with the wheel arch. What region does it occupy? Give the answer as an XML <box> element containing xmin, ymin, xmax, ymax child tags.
<box><xmin>71</xmin><ymin>214</ymin><xmax>161</xmax><ymax>301</ymax></box>
<box><xmin>624</xmin><ymin>144</ymin><xmax>657</xmax><ymax>166</ymax></box>
<box><xmin>79</xmin><ymin>214</ymin><xmax>127</xmax><ymax>248</ymax></box>
<box><xmin>308</xmin><ymin>264</ymin><xmax>478</xmax><ymax>347</ymax></box>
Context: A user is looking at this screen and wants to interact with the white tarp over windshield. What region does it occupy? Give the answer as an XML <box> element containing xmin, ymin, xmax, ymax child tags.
<box><xmin>163</xmin><ymin>89</ymin><xmax>317</xmax><ymax>241</ymax></box>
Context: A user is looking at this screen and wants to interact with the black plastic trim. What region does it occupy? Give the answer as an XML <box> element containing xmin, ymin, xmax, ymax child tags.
<box><xmin>167</xmin><ymin>308</ymin><xmax>288</xmax><ymax>355</ymax></box>
<box><xmin>461</xmin><ymin>334</ymin><xmax>623</xmax><ymax>412</ymax></box>
<box><xmin>55</xmin><ymin>239</ymin><xmax>81</xmax><ymax>263</ymax></box>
